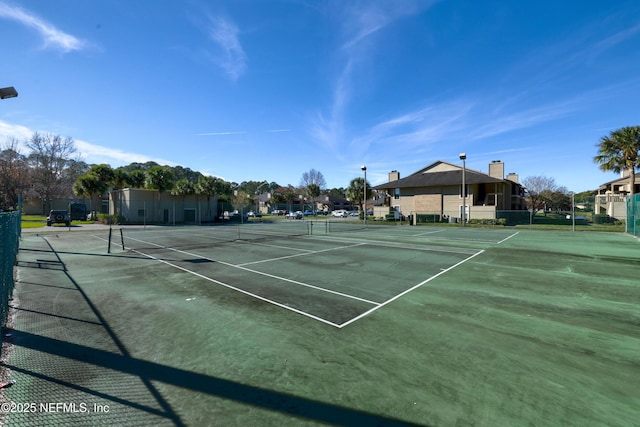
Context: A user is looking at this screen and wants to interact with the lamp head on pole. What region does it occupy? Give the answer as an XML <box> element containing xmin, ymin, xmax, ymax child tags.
<box><xmin>0</xmin><ymin>86</ymin><xmax>18</xmax><ymax>99</ymax></box>
<box><xmin>459</xmin><ymin>153</ymin><xmax>466</xmax><ymax>161</ymax></box>
<box><xmin>361</xmin><ymin>165</ymin><xmax>366</xmax><ymax>171</ymax></box>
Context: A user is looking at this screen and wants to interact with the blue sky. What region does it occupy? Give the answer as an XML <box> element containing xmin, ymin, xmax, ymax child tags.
<box><xmin>1</xmin><ymin>0</ymin><xmax>639</xmax><ymax>192</ymax></box>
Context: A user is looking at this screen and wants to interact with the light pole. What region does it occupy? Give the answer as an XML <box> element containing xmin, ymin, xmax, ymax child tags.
<box><xmin>361</xmin><ymin>165</ymin><xmax>367</xmax><ymax>225</ymax></box>
<box><xmin>0</xmin><ymin>86</ymin><xmax>18</xmax><ymax>99</ymax></box>
<box><xmin>459</xmin><ymin>153</ymin><xmax>466</xmax><ymax>227</ymax></box>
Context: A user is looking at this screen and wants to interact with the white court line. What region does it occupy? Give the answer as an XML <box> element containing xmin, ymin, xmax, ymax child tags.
<box><xmin>248</xmin><ymin>241</ymin><xmax>314</xmax><ymax>252</ymax></box>
<box><xmin>96</xmin><ymin>233</ymin><xmax>486</xmax><ymax>328</ymax></box>
<box><xmin>340</xmin><ymin>227</ymin><xmax>516</xmax><ymax>245</ymax></box>
<box><xmin>238</xmin><ymin>243</ymin><xmax>365</xmax><ymax>266</ymax></box>
<box><xmin>309</xmin><ymin>234</ymin><xmax>479</xmax><ymax>255</ymax></box>
<box><xmin>497</xmin><ymin>231</ymin><xmax>519</xmax><ymax>244</ymax></box>
<box><xmin>411</xmin><ymin>229</ymin><xmax>447</xmax><ymax>237</ymax></box>
<box><xmin>126</xmin><ymin>245</ymin><xmax>343</xmax><ymax>328</ymax></box>
<box><xmin>337</xmin><ymin>249</ymin><xmax>486</xmax><ymax>328</ymax></box>
<box><xmin>122</xmin><ymin>236</ymin><xmax>380</xmax><ymax>306</ymax></box>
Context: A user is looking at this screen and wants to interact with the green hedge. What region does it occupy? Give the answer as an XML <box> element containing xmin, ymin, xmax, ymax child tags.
<box><xmin>592</xmin><ymin>214</ymin><xmax>615</xmax><ymax>224</ymax></box>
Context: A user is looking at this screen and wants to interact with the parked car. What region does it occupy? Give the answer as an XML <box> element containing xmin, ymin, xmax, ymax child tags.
<box><xmin>331</xmin><ymin>209</ymin><xmax>349</xmax><ymax>217</ymax></box>
<box><xmin>286</xmin><ymin>211</ymin><xmax>303</xmax><ymax>219</ymax></box>
<box><xmin>303</xmin><ymin>210</ymin><xmax>314</xmax><ymax>216</ymax></box>
<box><xmin>47</xmin><ymin>210</ymin><xmax>70</xmax><ymax>226</ymax></box>
<box><xmin>69</xmin><ymin>203</ymin><xmax>87</xmax><ymax>221</ymax></box>
<box><xmin>271</xmin><ymin>209</ymin><xmax>287</xmax><ymax>216</ymax></box>
<box><xmin>247</xmin><ymin>211</ymin><xmax>262</xmax><ymax>218</ymax></box>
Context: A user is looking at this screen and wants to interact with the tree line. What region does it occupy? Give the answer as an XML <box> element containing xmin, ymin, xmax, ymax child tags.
<box><xmin>7</xmin><ymin>124</ymin><xmax>634</xmax><ymax>216</ymax></box>
<box><xmin>1</xmin><ymin>133</ymin><xmax>371</xmax><ymax>214</ymax></box>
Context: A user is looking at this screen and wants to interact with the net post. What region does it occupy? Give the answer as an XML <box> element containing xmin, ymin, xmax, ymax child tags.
<box><xmin>120</xmin><ymin>228</ymin><xmax>125</xmax><ymax>250</ymax></box>
<box><xmin>107</xmin><ymin>226</ymin><xmax>112</xmax><ymax>253</ymax></box>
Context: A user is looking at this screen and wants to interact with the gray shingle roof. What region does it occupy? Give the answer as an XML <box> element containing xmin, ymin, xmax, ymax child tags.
<box><xmin>375</xmin><ymin>168</ymin><xmax>504</xmax><ymax>189</ymax></box>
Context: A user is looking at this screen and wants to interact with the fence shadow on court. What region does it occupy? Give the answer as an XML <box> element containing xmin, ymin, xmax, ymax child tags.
<box><xmin>5</xmin><ymin>329</ymin><xmax>423</xmax><ymax>426</ymax></box>
<box><xmin>6</xmin><ymin>236</ymin><xmax>425</xmax><ymax>427</ymax></box>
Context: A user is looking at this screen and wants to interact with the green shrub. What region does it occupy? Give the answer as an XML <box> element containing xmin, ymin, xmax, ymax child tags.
<box><xmin>467</xmin><ymin>218</ymin><xmax>506</xmax><ymax>226</ymax></box>
<box><xmin>415</xmin><ymin>214</ymin><xmax>441</xmax><ymax>223</ymax></box>
<box><xmin>97</xmin><ymin>213</ymin><xmax>124</xmax><ymax>225</ymax></box>
<box><xmin>592</xmin><ymin>214</ymin><xmax>614</xmax><ymax>224</ymax></box>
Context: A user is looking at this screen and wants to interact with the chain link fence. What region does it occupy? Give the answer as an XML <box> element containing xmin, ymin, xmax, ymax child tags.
<box><xmin>0</xmin><ymin>211</ymin><xmax>20</xmax><ymax>333</ymax></box>
<box><xmin>627</xmin><ymin>194</ymin><xmax>640</xmax><ymax>237</ymax></box>
<box><xmin>404</xmin><ymin>206</ymin><xmax>622</xmax><ymax>228</ymax></box>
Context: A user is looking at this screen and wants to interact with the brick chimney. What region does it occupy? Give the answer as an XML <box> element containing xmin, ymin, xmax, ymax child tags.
<box><xmin>389</xmin><ymin>170</ymin><xmax>400</xmax><ymax>182</ymax></box>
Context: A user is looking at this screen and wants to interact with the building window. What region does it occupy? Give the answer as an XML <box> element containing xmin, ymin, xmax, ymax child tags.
<box><xmin>394</xmin><ymin>188</ymin><xmax>400</xmax><ymax>200</ymax></box>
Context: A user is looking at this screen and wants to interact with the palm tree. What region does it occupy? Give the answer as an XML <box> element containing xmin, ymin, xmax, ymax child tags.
<box><xmin>128</xmin><ymin>170</ymin><xmax>146</xmax><ymax>188</ymax></box>
<box><xmin>74</xmin><ymin>173</ymin><xmax>104</xmax><ymax>214</ymax></box>
<box><xmin>346</xmin><ymin>177</ymin><xmax>371</xmax><ymax>214</ymax></box>
<box><xmin>594</xmin><ymin>126</ymin><xmax>640</xmax><ymax>195</ymax></box>
<box><xmin>145</xmin><ymin>166</ymin><xmax>175</xmax><ymax>199</ymax></box>
<box><xmin>195</xmin><ymin>176</ymin><xmax>218</xmax><ymax>221</ymax></box>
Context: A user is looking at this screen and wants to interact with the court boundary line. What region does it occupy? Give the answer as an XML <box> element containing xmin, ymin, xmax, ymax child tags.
<box><xmin>326</xmin><ymin>227</ymin><xmax>519</xmax><ymax>246</ymax></box>
<box><xmin>306</xmin><ymin>234</ymin><xmax>479</xmax><ymax>255</ymax></box>
<box><xmin>129</xmin><ymin>246</ymin><xmax>345</xmax><ymax>328</ymax></box>
<box><xmin>497</xmin><ymin>231</ymin><xmax>519</xmax><ymax>244</ymax></box>
<box><xmin>337</xmin><ymin>249</ymin><xmax>486</xmax><ymax>328</ymax></box>
<box><xmin>94</xmin><ymin>233</ymin><xmax>487</xmax><ymax>328</ymax></box>
<box><xmin>237</xmin><ymin>243</ymin><xmax>366</xmax><ymax>266</ymax></box>
<box><xmin>122</xmin><ymin>236</ymin><xmax>381</xmax><ymax>306</ymax></box>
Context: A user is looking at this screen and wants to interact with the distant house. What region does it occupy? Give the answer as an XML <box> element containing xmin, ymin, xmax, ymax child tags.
<box><xmin>256</xmin><ymin>192</ymin><xmax>354</xmax><ymax>214</ymax></box>
<box><xmin>109</xmin><ymin>188</ymin><xmax>218</xmax><ymax>224</ymax></box>
<box><xmin>595</xmin><ymin>171</ymin><xmax>639</xmax><ymax>219</ymax></box>
<box><xmin>374</xmin><ymin>160</ymin><xmax>526</xmax><ymax>222</ymax></box>
<box><xmin>312</xmin><ymin>194</ymin><xmax>354</xmax><ymax>212</ymax></box>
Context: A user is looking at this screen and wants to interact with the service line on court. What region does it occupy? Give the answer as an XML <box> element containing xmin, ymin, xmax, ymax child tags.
<box><xmin>237</xmin><ymin>242</ymin><xmax>365</xmax><ymax>266</ymax></box>
<box><xmin>125</xmin><ymin>246</ymin><xmax>345</xmax><ymax>328</ymax></box>
<box><xmin>338</xmin><ymin>249</ymin><xmax>486</xmax><ymax>328</ymax></box>
<box><xmin>411</xmin><ymin>229</ymin><xmax>447</xmax><ymax>237</ymax></box>
<box><xmin>98</xmin><ymin>233</ymin><xmax>489</xmax><ymax>328</ymax></box>
<box><xmin>309</xmin><ymin>234</ymin><xmax>479</xmax><ymax>255</ymax></box>
<box><xmin>121</xmin><ymin>236</ymin><xmax>381</xmax><ymax>307</ymax></box>
<box><xmin>496</xmin><ymin>231</ymin><xmax>519</xmax><ymax>244</ymax></box>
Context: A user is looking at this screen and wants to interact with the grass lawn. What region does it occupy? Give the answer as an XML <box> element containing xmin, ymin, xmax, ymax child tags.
<box><xmin>20</xmin><ymin>214</ymin><xmax>94</xmax><ymax>229</ymax></box>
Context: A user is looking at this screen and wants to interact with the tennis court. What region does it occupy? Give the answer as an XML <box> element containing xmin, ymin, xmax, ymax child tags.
<box><xmin>107</xmin><ymin>223</ymin><xmax>516</xmax><ymax>328</ymax></box>
<box><xmin>3</xmin><ymin>222</ymin><xmax>639</xmax><ymax>426</ymax></box>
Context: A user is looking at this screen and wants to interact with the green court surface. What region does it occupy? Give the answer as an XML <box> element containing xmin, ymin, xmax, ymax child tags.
<box><xmin>2</xmin><ymin>223</ymin><xmax>639</xmax><ymax>426</ymax></box>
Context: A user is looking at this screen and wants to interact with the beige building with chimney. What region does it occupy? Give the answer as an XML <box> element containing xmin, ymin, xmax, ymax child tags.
<box><xmin>374</xmin><ymin>160</ymin><xmax>526</xmax><ymax>222</ymax></box>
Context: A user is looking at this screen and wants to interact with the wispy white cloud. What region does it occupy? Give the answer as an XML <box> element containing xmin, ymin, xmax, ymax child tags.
<box><xmin>310</xmin><ymin>1</ymin><xmax>437</xmax><ymax>155</ymax></box>
<box><xmin>469</xmin><ymin>103</ymin><xmax>574</xmax><ymax>141</ymax></box>
<box><xmin>197</xmin><ymin>129</ymin><xmax>290</xmax><ymax>136</ymax></box>
<box><xmin>2</xmin><ymin>120</ymin><xmax>172</xmax><ymax>166</ymax></box>
<box><xmin>0</xmin><ymin>120</ymin><xmax>33</xmax><ymax>142</ymax></box>
<box><xmin>264</xmin><ymin>129</ymin><xmax>291</xmax><ymax>133</ymax></box>
<box><xmin>198</xmin><ymin>131</ymin><xmax>247</xmax><ymax>136</ymax></box>
<box><xmin>74</xmin><ymin>140</ymin><xmax>176</xmax><ymax>166</ymax></box>
<box><xmin>351</xmin><ymin>100</ymin><xmax>473</xmax><ymax>151</ymax></box>
<box><xmin>339</xmin><ymin>0</ymin><xmax>435</xmax><ymax>50</ymax></box>
<box><xmin>0</xmin><ymin>1</ymin><xmax>86</xmax><ymax>52</ymax></box>
<box><xmin>592</xmin><ymin>21</ymin><xmax>640</xmax><ymax>55</ymax></box>
<box><xmin>206</xmin><ymin>16</ymin><xmax>247</xmax><ymax>81</ymax></box>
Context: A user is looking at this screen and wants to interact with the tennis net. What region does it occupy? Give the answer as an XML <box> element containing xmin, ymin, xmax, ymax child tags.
<box><xmin>115</xmin><ymin>221</ymin><xmax>311</xmax><ymax>252</ymax></box>
<box><xmin>325</xmin><ymin>219</ymin><xmax>368</xmax><ymax>233</ymax></box>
